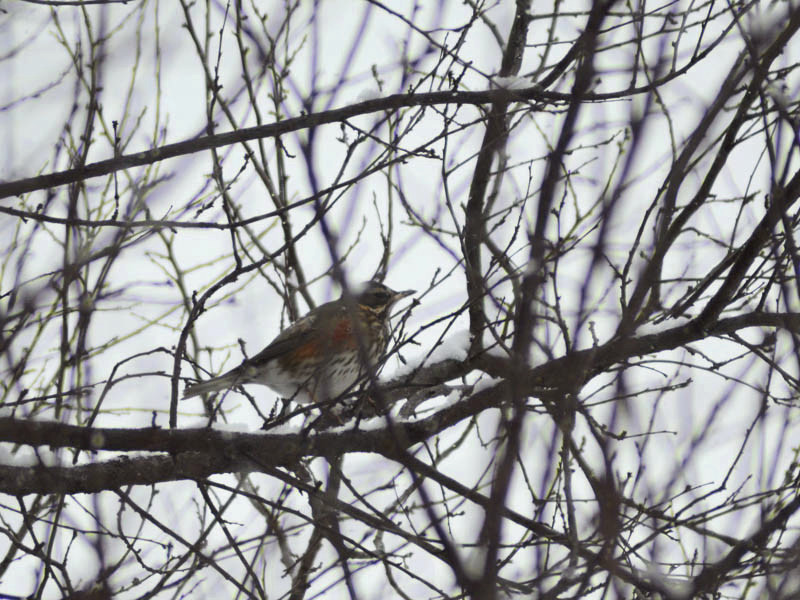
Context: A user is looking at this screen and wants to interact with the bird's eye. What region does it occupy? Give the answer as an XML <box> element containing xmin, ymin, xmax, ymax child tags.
<box><xmin>364</xmin><ymin>290</ymin><xmax>390</xmax><ymax>306</ymax></box>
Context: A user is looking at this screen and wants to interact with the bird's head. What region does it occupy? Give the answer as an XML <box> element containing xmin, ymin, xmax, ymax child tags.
<box><xmin>354</xmin><ymin>281</ymin><xmax>415</xmax><ymax>316</ymax></box>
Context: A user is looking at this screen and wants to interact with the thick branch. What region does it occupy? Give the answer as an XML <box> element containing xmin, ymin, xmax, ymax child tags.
<box><xmin>1</xmin><ymin>312</ymin><xmax>798</xmax><ymax>495</ymax></box>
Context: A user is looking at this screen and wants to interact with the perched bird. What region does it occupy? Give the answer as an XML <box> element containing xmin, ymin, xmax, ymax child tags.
<box><xmin>183</xmin><ymin>281</ymin><xmax>415</xmax><ymax>403</ymax></box>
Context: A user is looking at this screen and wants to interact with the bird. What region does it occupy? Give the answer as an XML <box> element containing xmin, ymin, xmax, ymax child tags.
<box><xmin>183</xmin><ymin>281</ymin><xmax>415</xmax><ymax>404</ymax></box>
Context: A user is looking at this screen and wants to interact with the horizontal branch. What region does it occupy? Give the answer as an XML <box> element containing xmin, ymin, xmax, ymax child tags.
<box><xmin>0</xmin><ymin>380</ymin><xmax>511</xmax><ymax>495</ymax></box>
<box><xmin>519</xmin><ymin>312</ymin><xmax>800</xmax><ymax>390</ymax></box>
<box><xmin>1</xmin><ymin>311</ymin><xmax>796</xmax><ymax>495</ymax></box>
<box><xmin>0</xmin><ymin>87</ymin><xmax>561</xmax><ymax>200</ymax></box>
<box><xmin>0</xmin><ymin>75</ymin><xmax>691</xmax><ymax>201</ymax></box>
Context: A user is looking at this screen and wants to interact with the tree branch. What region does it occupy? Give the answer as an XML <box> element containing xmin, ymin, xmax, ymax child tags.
<box><xmin>3</xmin><ymin>311</ymin><xmax>798</xmax><ymax>495</ymax></box>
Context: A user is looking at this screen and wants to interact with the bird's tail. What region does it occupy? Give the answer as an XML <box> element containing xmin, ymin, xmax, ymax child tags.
<box><xmin>183</xmin><ymin>373</ymin><xmax>239</xmax><ymax>399</ymax></box>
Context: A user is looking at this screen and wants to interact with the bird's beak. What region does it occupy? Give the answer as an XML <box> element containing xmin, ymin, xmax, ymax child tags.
<box><xmin>388</xmin><ymin>289</ymin><xmax>415</xmax><ymax>309</ymax></box>
<box><xmin>393</xmin><ymin>289</ymin><xmax>416</xmax><ymax>302</ymax></box>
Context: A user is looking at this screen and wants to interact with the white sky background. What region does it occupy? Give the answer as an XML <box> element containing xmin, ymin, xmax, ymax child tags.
<box><xmin>1</xmin><ymin>0</ymin><xmax>800</xmax><ymax>598</ymax></box>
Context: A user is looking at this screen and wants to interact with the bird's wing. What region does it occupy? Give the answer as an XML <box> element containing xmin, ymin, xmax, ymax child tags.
<box><xmin>240</xmin><ymin>302</ymin><xmax>351</xmax><ymax>368</ymax></box>
<box><xmin>242</xmin><ymin>312</ymin><xmax>319</xmax><ymax>367</ymax></box>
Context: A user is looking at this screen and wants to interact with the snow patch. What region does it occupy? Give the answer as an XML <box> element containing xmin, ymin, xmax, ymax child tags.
<box><xmin>493</xmin><ymin>76</ymin><xmax>532</xmax><ymax>90</ymax></box>
<box><xmin>472</xmin><ymin>377</ymin><xmax>503</xmax><ymax>394</ymax></box>
<box><xmin>357</xmin><ymin>88</ymin><xmax>382</xmax><ymax>103</ymax></box>
<box><xmin>391</xmin><ymin>330</ymin><xmax>471</xmax><ymax>378</ymax></box>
